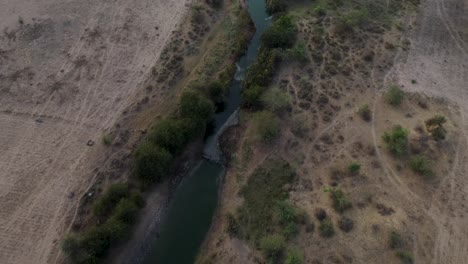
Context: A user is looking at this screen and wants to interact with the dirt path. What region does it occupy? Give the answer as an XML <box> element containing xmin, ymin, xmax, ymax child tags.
<box><xmin>0</xmin><ymin>0</ymin><xmax>190</xmax><ymax>263</ymax></box>
<box><xmin>386</xmin><ymin>0</ymin><xmax>468</xmax><ymax>262</ymax></box>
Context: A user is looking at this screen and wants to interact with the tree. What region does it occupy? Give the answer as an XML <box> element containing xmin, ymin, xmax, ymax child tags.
<box><xmin>385</xmin><ymin>85</ymin><xmax>405</xmax><ymax>106</ymax></box>
<box><xmin>382</xmin><ymin>125</ymin><xmax>409</xmax><ymax>156</ymax></box>
<box><xmin>135</xmin><ymin>142</ymin><xmax>172</xmax><ymax>184</ymax></box>
<box><xmin>180</xmin><ymin>90</ymin><xmax>215</xmax><ymax>122</ymax></box>
<box><xmin>261</xmin><ymin>16</ymin><xmax>296</xmax><ymax>50</ymax></box>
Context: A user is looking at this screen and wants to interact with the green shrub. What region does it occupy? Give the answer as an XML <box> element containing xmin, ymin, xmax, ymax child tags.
<box><xmin>382</xmin><ymin>125</ymin><xmax>409</xmax><ymax>156</ymax></box>
<box><xmin>260</xmin><ymin>234</ymin><xmax>285</xmax><ymax>263</ymax></box>
<box><xmin>319</xmin><ymin>219</ymin><xmax>335</xmax><ymax>238</ymax></box>
<box><xmin>135</xmin><ymin>142</ymin><xmax>172</xmax><ymax>184</ymax></box>
<box><xmin>242</xmin><ymin>85</ymin><xmax>264</xmax><ymax>107</ymax></box>
<box><xmin>285</xmin><ymin>42</ymin><xmax>308</xmax><ymax>63</ymax></box>
<box><xmin>330</xmin><ymin>188</ymin><xmax>352</xmax><ymax>213</ymax></box>
<box><xmin>358</xmin><ymin>104</ymin><xmax>372</xmax><ymax>121</ymax></box>
<box><xmin>252</xmin><ymin>111</ymin><xmax>280</xmax><ymax>144</ymax></box>
<box><xmin>261</xmin><ymin>16</ymin><xmax>296</xmax><ymax>50</ymax></box>
<box><xmin>389</xmin><ymin>231</ymin><xmax>404</xmax><ymax>249</ymax></box>
<box><xmin>237</xmin><ymin>159</ymin><xmax>295</xmax><ymax>242</ymax></box>
<box><xmin>425</xmin><ymin>115</ymin><xmax>447</xmax><ymax>140</ymax></box>
<box><xmin>336</xmin><ymin>9</ymin><xmax>370</xmax><ymax>31</ymax></box>
<box><xmin>261</xmin><ymin>87</ymin><xmax>291</xmax><ymax>113</ymax></box>
<box><xmin>180</xmin><ymin>90</ymin><xmax>215</xmax><ymax>122</ymax></box>
<box><xmin>386</xmin><ymin>85</ymin><xmax>405</xmax><ymax>106</ymax></box>
<box><xmin>348</xmin><ymin>162</ymin><xmax>361</xmax><ymax>175</ymax></box>
<box><xmin>111</xmin><ymin>198</ymin><xmax>139</xmax><ymax>224</ymax></box>
<box><xmin>149</xmin><ymin>118</ymin><xmax>203</xmax><ymax>155</ymax></box>
<box><xmin>93</xmin><ymin>183</ymin><xmax>129</xmax><ymax>218</ymax></box>
<box><xmin>409</xmin><ymin>156</ymin><xmax>433</xmax><ymax>178</ymax></box>
<box><xmin>396</xmin><ymin>251</ymin><xmax>414</xmax><ymax>264</ymax></box>
<box><xmin>285</xmin><ymin>247</ymin><xmax>303</xmax><ymax>264</ymax></box>
<box><xmin>243</xmin><ymin>49</ymin><xmax>278</xmax><ymax>94</ymax></box>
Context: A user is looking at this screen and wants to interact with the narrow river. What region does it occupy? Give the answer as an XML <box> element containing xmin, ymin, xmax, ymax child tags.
<box><xmin>142</xmin><ymin>1</ymin><xmax>270</xmax><ymax>263</ymax></box>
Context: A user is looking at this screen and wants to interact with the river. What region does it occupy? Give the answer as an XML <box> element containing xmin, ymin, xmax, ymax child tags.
<box><xmin>141</xmin><ymin>1</ymin><xmax>270</xmax><ymax>263</ymax></box>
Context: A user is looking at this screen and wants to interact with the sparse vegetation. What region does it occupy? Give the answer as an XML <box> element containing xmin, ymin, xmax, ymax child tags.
<box><xmin>347</xmin><ymin>162</ymin><xmax>361</xmax><ymax>175</ymax></box>
<box><xmin>338</xmin><ymin>217</ymin><xmax>354</xmax><ymax>232</ymax></box>
<box><xmin>409</xmin><ymin>156</ymin><xmax>434</xmax><ymax>178</ymax></box>
<box><xmin>260</xmin><ymin>234</ymin><xmax>285</xmax><ymax>264</ymax></box>
<box><xmin>252</xmin><ymin>111</ymin><xmax>280</xmax><ymax>144</ymax></box>
<box><xmin>358</xmin><ymin>104</ymin><xmax>372</xmax><ymax>121</ymax></box>
<box><xmin>236</xmin><ymin>159</ymin><xmax>295</xmax><ymax>242</ymax></box>
<box><xmin>261</xmin><ymin>87</ymin><xmax>291</xmax><ymax>113</ymax></box>
<box><xmin>285</xmin><ymin>247</ymin><xmax>303</xmax><ymax>264</ymax></box>
<box><xmin>102</xmin><ymin>134</ymin><xmax>112</xmax><ymax>146</ymax></box>
<box><xmin>329</xmin><ymin>188</ymin><xmax>352</xmax><ymax>213</ymax></box>
<box><xmin>319</xmin><ymin>219</ymin><xmax>335</xmax><ymax>238</ymax></box>
<box><xmin>382</xmin><ymin>125</ymin><xmax>409</xmax><ymax>156</ymax></box>
<box><xmin>396</xmin><ymin>251</ymin><xmax>414</xmax><ymax>264</ymax></box>
<box><xmin>425</xmin><ymin>115</ymin><xmax>447</xmax><ymax>140</ymax></box>
<box><xmin>389</xmin><ymin>231</ymin><xmax>404</xmax><ymax>249</ymax></box>
<box><xmin>386</xmin><ymin>85</ymin><xmax>405</xmax><ymax>106</ymax></box>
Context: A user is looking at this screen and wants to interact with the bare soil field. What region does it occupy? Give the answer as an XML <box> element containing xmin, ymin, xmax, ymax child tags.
<box><xmin>391</xmin><ymin>0</ymin><xmax>468</xmax><ymax>262</ymax></box>
<box><xmin>0</xmin><ymin>0</ymin><xmax>190</xmax><ymax>263</ymax></box>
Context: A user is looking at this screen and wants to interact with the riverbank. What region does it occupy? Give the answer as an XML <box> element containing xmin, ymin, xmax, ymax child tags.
<box><xmin>59</xmin><ymin>1</ymin><xmax>258</xmax><ymax>263</ymax></box>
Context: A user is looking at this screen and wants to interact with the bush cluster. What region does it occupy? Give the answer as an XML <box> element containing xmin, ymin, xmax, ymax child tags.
<box><xmin>409</xmin><ymin>156</ymin><xmax>434</xmax><ymax>178</ymax></box>
<box><xmin>242</xmin><ymin>15</ymin><xmax>296</xmax><ymax>108</ymax></box>
<box><xmin>386</xmin><ymin>85</ymin><xmax>405</xmax><ymax>106</ymax></box>
<box><xmin>135</xmin><ymin>89</ymin><xmax>214</xmax><ymax>185</ymax></box>
<box><xmin>329</xmin><ymin>188</ymin><xmax>352</xmax><ymax>213</ymax></box>
<box><xmin>63</xmin><ymin>184</ymin><xmax>144</xmax><ymax>264</ymax></box>
<box><xmin>382</xmin><ymin>125</ymin><xmax>409</xmax><ymax>156</ymax></box>
<box><xmin>425</xmin><ymin>115</ymin><xmax>447</xmax><ymax>141</ymax></box>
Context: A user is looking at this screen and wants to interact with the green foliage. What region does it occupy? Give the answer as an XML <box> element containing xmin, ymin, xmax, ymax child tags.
<box><xmin>242</xmin><ymin>49</ymin><xmax>278</xmax><ymax>106</ymax></box>
<box><xmin>389</xmin><ymin>231</ymin><xmax>404</xmax><ymax>249</ymax></box>
<box><xmin>261</xmin><ymin>16</ymin><xmax>296</xmax><ymax>50</ymax></box>
<box><xmin>386</xmin><ymin>85</ymin><xmax>405</xmax><ymax>106</ymax></box>
<box><xmin>275</xmin><ymin>201</ymin><xmax>299</xmax><ymax>239</ymax></box>
<box><xmin>180</xmin><ymin>90</ymin><xmax>215</xmax><ymax>122</ymax></box>
<box><xmin>347</xmin><ymin>162</ymin><xmax>361</xmax><ymax>175</ymax></box>
<box><xmin>206</xmin><ymin>0</ymin><xmax>223</xmax><ymax>9</ymax></box>
<box><xmin>396</xmin><ymin>251</ymin><xmax>414</xmax><ymax>264</ymax></box>
<box><xmin>285</xmin><ymin>247</ymin><xmax>303</xmax><ymax>264</ymax></box>
<box><xmin>111</xmin><ymin>198</ymin><xmax>139</xmax><ymax>224</ymax></box>
<box><xmin>149</xmin><ymin>118</ymin><xmax>202</xmax><ymax>155</ymax></box>
<box><xmin>261</xmin><ymin>87</ymin><xmax>291</xmax><ymax>113</ymax></box>
<box><xmin>285</xmin><ymin>42</ymin><xmax>308</xmax><ymax>63</ymax></box>
<box><xmin>358</xmin><ymin>104</ymin><xmax>372</xmax><ymax>121</ymax></box>
<box><xmin>319</xmin><ymin>219</ymin><xmax>335</xmax><ymax>238</ymax></box>
<box><xmin>329</xmin><ymin>188</ymin><xmax>352</xmax><ymax>213</ymax></box>
<box><xmin>237</xmin><ymin>159</ymin><xmax>295</xmax><ymax>242</ymax></box>
<box><xmin>252</xmin><ymin>111</ymin><xmax>280</xmax><ymax>144</ymax></box>
<box><xmin>260</xmin><ymin>234</ymin><xmax>285</xmax><ymax>264</ymax></box>
<box><xmin>93</xmin><ymin>183</ymin><xmax>129</xmax><ymax>218</ymax></box>
<box><xmin>266</xmin><ymin>0</ymin><xmax>287</xmax><ymax>14</ymax></box>
<box><xmin>409</xmin><ymin>156</ymin><xmax>433</xmax><ymax>178</ymax></box>
<box><xmin>135</xmin><ymin>142</ymin><xmax>172</xmax><ymax>184</ymax></box>
<box><xmin>382</xmin><ymin>125</ymin><xmax>409</xmax><ymax>156</ymax></box>
<box><xmin>425</xmin><ymin>115</ymin><xmax>447</xmax><ymax>140</ymax></box>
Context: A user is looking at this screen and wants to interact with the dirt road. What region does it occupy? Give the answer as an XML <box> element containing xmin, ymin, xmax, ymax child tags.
<box><xmin>0</xmin><ymin>0</ymin><xmax>189</xmax><ymax>263</ymax></box>
<box><xmin>389</xmin><ymin>0</ymin><xmax>468</xmax><ymax>262</ymax></box>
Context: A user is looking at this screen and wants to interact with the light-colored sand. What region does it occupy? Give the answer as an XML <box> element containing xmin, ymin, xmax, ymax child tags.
<box><xmin>389</xmin><ymin>0</ymin><xmax>468</xmax><ymax>262</ymax></box>
<box><xmin>0</xmin><ymin>0</ymin><xmax>190</xmax><ymax>263</ymax></box>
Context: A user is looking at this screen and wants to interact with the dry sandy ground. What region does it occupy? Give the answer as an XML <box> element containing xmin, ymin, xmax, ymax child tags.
<box><xmin>389</xmin><ymin>0</ymin><xmax>468</xmax><ymax>262</ymax></box>
<box><xmin>0</xmin><ymin>0</ymin><xmax>190</xmax><ymax>263</ymax></box>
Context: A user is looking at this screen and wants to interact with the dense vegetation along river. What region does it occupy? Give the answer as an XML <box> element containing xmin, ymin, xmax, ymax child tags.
<box><xmin>142</xmin><ymin>1</ymin><xmax>270</xmax><ymax>263</ymax></box>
